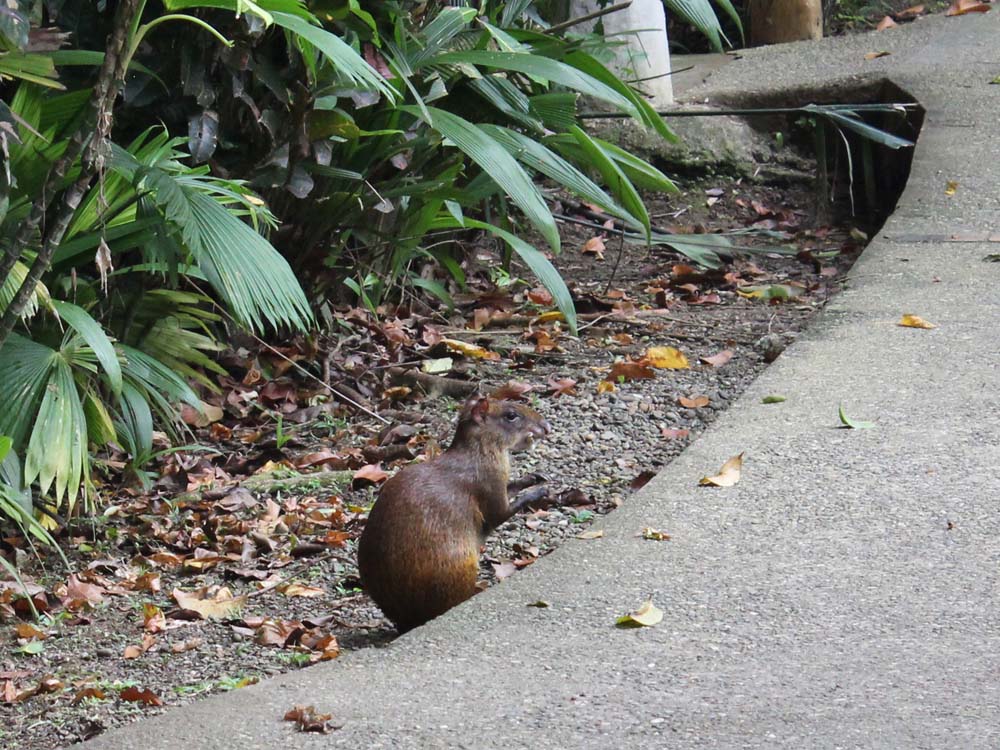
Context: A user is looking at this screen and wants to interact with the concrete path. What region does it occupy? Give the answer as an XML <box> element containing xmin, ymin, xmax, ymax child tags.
<box><xmin>81</xmin><ymin>13</ymin><xmax>1000</xmax><ymax>749</ymax></box>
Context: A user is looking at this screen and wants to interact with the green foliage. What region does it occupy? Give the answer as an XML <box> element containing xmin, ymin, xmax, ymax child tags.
<box><xmin>0</xmin><ymin>0</ymin><xmax>688</xmax><ymax>531</ymax></box>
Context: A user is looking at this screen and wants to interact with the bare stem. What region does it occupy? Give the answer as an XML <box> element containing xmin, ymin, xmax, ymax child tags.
<box><xmin>0</xmin><ymin>0</ymin><xmax>142</xmax><ymax>349</ymax></box>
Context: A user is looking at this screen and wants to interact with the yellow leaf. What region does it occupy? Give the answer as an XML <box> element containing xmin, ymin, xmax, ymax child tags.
<box><xmin>533</xmin><ymin>311</ymin><xmax>566</xmax><ymax>324</ymax></box>
<box><xmin>279</xmin><ymin>583</ymin><xmax>327</xmax><ymax>598</ymax></box>
<box><xmin>640</xmin><ymin>527</ymin><xmax>671</xmax><ymax>541</ymax></box>
<box><xmin>441</xmin><ymin>338</ymin><xmax>501</xmax><ymax>361</ymax></box>
<box><xmin>699</xmin><ymin>452</ymin><xmax>744</xmax><ymax>487</ymax></box>
<box><xmin>898</xmin><ymin>314</ymin><xmax>936</xmax><ymax>329</ymax></box>
<box><xmin>615</xmin><ymin>599</ymin><xmax>663</xmax><ymax>628</ymax></box>
<box><xmin>172</xmin><ymin>587</ymin><xmax>246</xmax><ymax>621</ymax></box>
<box><xmin>596</xmin><ymin>380</ymin><xmax>616</xmax><ymax>394</ymax></box>
<box><xmin>944</xmin><ymin>180</ymin><xmax>959</xmax><ymax>196</ymax></box>
<box><xmin>642</xmin><ymin>346</ymin><xmax>689</xmax><ymax>370</ymax></box>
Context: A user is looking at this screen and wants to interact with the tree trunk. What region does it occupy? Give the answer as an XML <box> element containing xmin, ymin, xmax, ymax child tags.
<box><xmin>749</xmin><ymin>0</ymin><xmax>822</xmax><ymax>45</ymax></box>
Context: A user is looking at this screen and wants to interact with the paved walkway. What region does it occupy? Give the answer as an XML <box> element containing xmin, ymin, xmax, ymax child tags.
<box><xmin>81</xmin><ymin>12</ymin><xmax>1000</xmax><ymax>749</ymax></box>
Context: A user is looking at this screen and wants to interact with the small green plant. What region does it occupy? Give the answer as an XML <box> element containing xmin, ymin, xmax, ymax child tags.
<box><xmin>274</xmin><ymin>414</ymin><xmax>294</xmax><ymax>451</ymax></box>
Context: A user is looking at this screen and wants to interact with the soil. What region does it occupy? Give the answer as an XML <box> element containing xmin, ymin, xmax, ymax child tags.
<box><xmin>1</xmin><ymin>141</ymin><xmax>871</xmax><ymax>749</ymax></box>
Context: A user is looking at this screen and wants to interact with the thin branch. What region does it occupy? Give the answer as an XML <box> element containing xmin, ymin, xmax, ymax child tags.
<box><xmin>0</xmin><ymin>0</ymin><xmax>143</xmax><ymax>349</ymax></box>
<box><xmin>546</xmin><ymin>2</ymin><xmax>632</xmax><ymax>35</ymax></box>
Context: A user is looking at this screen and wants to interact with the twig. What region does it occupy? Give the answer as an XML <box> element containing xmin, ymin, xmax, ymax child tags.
<box><xmin>546</xmin><ymin>1</ymin><xmax>632</xmax><ymax>34</ymax></box>
<box><xmin>0</xmin><ymin>0</ymin><xmax>142</xmax><ymax>349</ymax></box>
<box><xmin>243</xmin><ymin>548</ymin><xmax>357</xmax><ymax>600</ymax></box>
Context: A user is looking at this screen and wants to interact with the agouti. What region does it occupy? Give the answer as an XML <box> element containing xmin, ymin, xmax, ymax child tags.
<box><xmin>358</xmin><ymin>395</ymin><xmax>552</xmax><ymax>633</ymax></box>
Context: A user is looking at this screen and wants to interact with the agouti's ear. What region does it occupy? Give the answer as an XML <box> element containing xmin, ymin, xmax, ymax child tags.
<box><xmin>466</xmin><ymin>395</ymin><xmax>490</xmax><ymax>423</ymax></box>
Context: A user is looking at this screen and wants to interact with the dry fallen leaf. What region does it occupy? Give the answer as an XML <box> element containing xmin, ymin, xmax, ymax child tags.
<box><xmin>660</xmin><ymin>427</ymin><xmax>690</xmax><ymax>440</ymax></box>
<box><xmin>440</xmin><ymin>338</ymin><xmax>501</xmax><ymax>361</ymax></box>
<box><xmin>896</xmin><ymin>4</ymin><xmax>925</xmax><ymax>19</ymax></box>
<box><xmin>864</xmin><ymin>51</ymin><xmax>892</xmax><ymax>60</ymax></box>
<box><xmin>582</xmin><ymin>236</ymin><xmax>606</xmax><ymax>260</ymax></box>
<box><xmin>946</xmin><ymin>0</ymin><xmax>991</xmax><ymax>15</ymax></box>
<box><xmin>640</xmin><ymin>528</ymin><xmax>671</xmax><ymax>541</ymax></box>
<box><xmin>352</xmin><ymin>464</ymin><xmax>389</xmax><ymax>486</ymax></box>
<box><xmin>944</xmin><ymin>180</ymin><xmax>959</xmax><ymax>196</ymax></box>
<box><xmin>700</xmin><ymin>350</ymin><xmax>734</xmax><ymax>368</ymax></box>
<box><xmin>641</xmin><ymin>346</ymin><xmax>690</xmax><ymax>370</ymax></box>
<box><xmin>576</xmin><ymin>529</ymin><xmax>604</xmax><ymax>540</ymax></box>
<box><xmin>898</xmin><ymin>314</ymin><xmax>936</xmax><ymax>329</ymax></box>
<box><xmin>699</xmin><ymin>453</ymin><xmax>744</xmax><ymax>487</ymax></box>
<box><xmin>596</xmin><ymin>380</ymin><xmax>616</xmax><ymax>394</ymax></box>
<box><xmin>607</xmin><ymin>361</ymin><xmax>656</xmax><ymax>382</ymax></box>
<box><xmin>171</xmin><ymin>587</ymin><xmax>246</xmax><ymax>621</ymax></box>
<box><xmin>876</xmin><ymin>15</ymin><xmax>898</xmax><ymax>29</ymax></box>
<box><xmin>284</xmin><ymin>705</ymin><xmax>338</xmax><ymax>733</ymax></box>
<box><xmin>678</xmin><ymin>395</ymin><xmax>710</xmax><ymax>409</ymax></box>
<box><xmin>615</xmin><ymin>599</ymin><xmax>664</xmax><ymax>628</ymax></box>
<box><xmin>279</xmin><ymin>583</ymin><xmax>327</xmax><ymax>598</ymax></box>
<box><xmin>119</xmin><ymin>686</ymin><xmax>164</xmax><ymax>706</ymax></box>
<box><xmin>547</xmin><ymin>376</ymin><xmax>578</xmax><ymax>397</ymax></box>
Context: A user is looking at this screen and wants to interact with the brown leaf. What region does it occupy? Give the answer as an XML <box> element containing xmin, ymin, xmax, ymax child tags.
<box><xmin>119</xmin><ymin>686</ymin><xmax>164</xmax><ymax>706</ymax></box>
<box><xmin>352</xmin><ymin>464</ymin><xmax>389</xmax><ymax>487</ymax></box>
<box><xmin>576</xmin><ymin>529</ymin><xmax>604</xmax><ymax>540</ymax></box>
<box><xmin>64</xmin><ymin>575</ymin><xmax>105</xmax><ymax>606</ymax></box>
<box><xmin>700</xmin><ymin>349</ymin><xmax>734</xmax><ymax>367</ymax></box>
<box><xmin>945</xmin><ymin>0</ymin><xmax>991</xmax><ymax>14</ymax></box>
<box><xmin>72</xmin><ymin>686</ymin><xmax>108</xmax><ymax>704</ymax></box>
<box><xmin>15</xmin><ymin>623</ymin><xmax>47</xmax><ymax>640</ymax></box>
<box><xmin>895</xmin><ymin>4</ymin><xmax>925</xmax><ymax>19</ymax></box>
<box><xmin>527</xmin><ymin>287</ymin><xmax>554</xmax><ymax>306</ymax></box>
<box><xmin>547</xmin><ymin>377</ymin><xmax>578</xmax><ymax>397</ymax></box>
<box><xmin>278</xmin><ymin>583</ymin><xmax>327</xmax><ymax>598</ymax></box>
<box><xmin>864</xmin><ymin>51</ymin><xmax>892</xmax><ymax>60</ymax></box>
<box><xmin>124</xmin><ymin>634</ymin><xmax>156</xmax><ymax>660</ymax></box>
<box><xmin>678</xmin><ymin>395</ymin><xmax>710</xmax><ymax>409</ymax></box>
<box><xmin>660</xmin><ymin>427</ymin><xmax>690</xmax><ymax>440</ymax></box>
<box><xmin>284</xmin><ymin>705</ymin><xmax>338</xmax><ymax>733</ymax></box>
<box><xmin>876</xmin><ymin>15</ymin><xmax>898</xmax><ymax>29</ymax></box>
<box><xmin>699</xmin><ymin>453</ymin><xmax>744</xmax><ymax>488</ymax></box>
<box><xmin>171</xmin><ymin>587</ymin><xmax>246</xmax><ymax>621</ymax></box>
<box><xmin>581</xmin><ymin>236</ymin><xmax>606</xmax><ymax>259</ymax></box>
<box><xmin>490</xmin><ymin>381</ymin><xmax>533</xmax><ymax>401</ymax></box>
<box><xmin>255</xmin><ymin>618</ymin><xmax>303</xmax><ymax>647</ymax></box>
<box><xmin>607</xmin><ymin>361</ymin><xmax>656</xmax><ymax>382</ymax></box>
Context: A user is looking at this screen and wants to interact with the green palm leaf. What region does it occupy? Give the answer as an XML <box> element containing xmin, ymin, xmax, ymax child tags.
<box><xmin>50</xmin><ymin>300</ymin><xmax>123</xmax><ymax>395</ymax></box>
<box><xmin>401</xmin><ymin>105</ymin><xmax>560</xmax><ymax>253</ymax></box>
<box><xmin>428</xmin><ymin>50</ymin><xmax>641</xmax><ymax>122</ymax></box>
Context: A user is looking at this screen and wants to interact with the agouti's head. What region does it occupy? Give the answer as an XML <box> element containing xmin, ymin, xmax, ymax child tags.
<box><xmin>454</xmin><ymin>396</ymin><xmax>551</xmax><ymax>453</ymax></box>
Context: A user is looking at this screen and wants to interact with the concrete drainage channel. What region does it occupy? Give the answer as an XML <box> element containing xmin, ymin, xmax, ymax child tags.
<box><xmin>79</xmin><ymin>12</ymin><xmax>1000</xmax><ymax>750</ymax></box>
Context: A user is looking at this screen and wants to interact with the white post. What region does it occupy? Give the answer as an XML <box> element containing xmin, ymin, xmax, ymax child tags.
<box><xmin>567</xmin><ymin>0</ymin><xmax>674</xmax><ymax>107</ymax></box>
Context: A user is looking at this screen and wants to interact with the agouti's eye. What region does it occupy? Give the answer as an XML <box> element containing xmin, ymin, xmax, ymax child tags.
<box><xmin>504</xmin><ymin>410</ymin><xmax>519</xmax><ymax>422</ymax></box>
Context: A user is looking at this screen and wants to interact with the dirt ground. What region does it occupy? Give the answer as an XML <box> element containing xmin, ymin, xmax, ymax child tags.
<box><xmin>1</xmin><ymin>126</ymin><xmax>875</xmax><ymax>748</ymax></box>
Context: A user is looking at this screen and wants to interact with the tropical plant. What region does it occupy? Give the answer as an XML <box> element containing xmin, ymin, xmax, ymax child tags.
<box><xmin>0</xmin><ymin>0</ymin><xmax>696</xmax><ymax>526</ymax></box>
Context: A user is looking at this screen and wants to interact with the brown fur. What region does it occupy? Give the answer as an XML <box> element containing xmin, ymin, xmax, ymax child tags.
<box><xmin>358</xmin><ymin>397</ymin><xmax>550</xmax><ymax>632</ymax></box>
